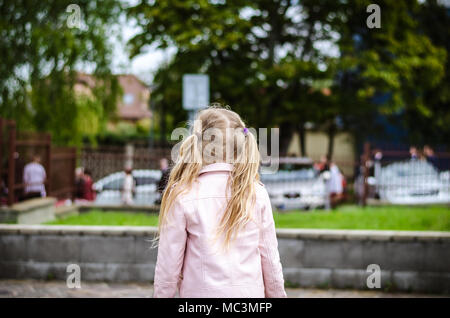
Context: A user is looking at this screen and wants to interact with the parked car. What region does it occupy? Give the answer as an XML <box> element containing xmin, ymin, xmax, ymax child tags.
<box><xmin>93</xmin><ymin>158</ymin><xmax>334</xmax><ymax>209</ymax></box>
<box><xmin>93</xmin><ymin>169</ymin><xmax>162</xmax><ymax>205</ymax></box>
<box><xmin>375</xmin><ymin>160</ymin><xmax>450</xmax><ymax>204</ymax></box>
<box><xmin>260</xmin><ymin>157</ymin><xmax>326</xmax><ymax>210</ymax></box>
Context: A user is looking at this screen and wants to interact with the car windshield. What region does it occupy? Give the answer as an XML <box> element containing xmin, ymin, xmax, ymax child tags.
<box><xmin>279</xmin><ymin>163</ymin><xmax>313</xmax><ymax>172</ymax></box>
<box><xmin>103</xmin><ymin>178</ymin><xmax>123</xmax><ymax>190</ymax></box>
<box><xmin>260</xmin><ymin>163</ymin><xmax>316</xmax><ymax>182</ymax></box>
<box><xmin>135</xmin><ymin>176</ymin><xmax>159</xmax><ymax>186</ymax></box>
<box><xmin>381</xmin><ymin>161</ymin><xmax>438</xmax><ymax>178</ymax></box>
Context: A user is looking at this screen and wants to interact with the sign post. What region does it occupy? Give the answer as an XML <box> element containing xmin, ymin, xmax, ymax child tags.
<box><xmin>182</xmin><ymin>74</ymin><xmax>209</xmax><ymax>123</ymax></box>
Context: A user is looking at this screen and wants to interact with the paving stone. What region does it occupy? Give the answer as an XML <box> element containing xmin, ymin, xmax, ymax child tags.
<box><xmin>0</xmin><ymin>278</ymin><xmax>447</xmax><ymax>298</ymax></box>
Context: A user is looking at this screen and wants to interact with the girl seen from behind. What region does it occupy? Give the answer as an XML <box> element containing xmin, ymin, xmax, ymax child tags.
<box><xmin>153</xmin><ymin>106</ymin><xmax>287</xmax><ymax>298</ymax></box>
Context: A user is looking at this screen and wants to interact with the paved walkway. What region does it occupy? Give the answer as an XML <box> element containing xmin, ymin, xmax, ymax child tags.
<box><xmin>0</xmin><ymin>280</ymin><xmax>445</xmax><ymax>298</ymax></box>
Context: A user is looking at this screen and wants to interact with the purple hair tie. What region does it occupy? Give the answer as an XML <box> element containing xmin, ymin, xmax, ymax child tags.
<box><xmin>243</xmin><ymin>127</ymin><xmax>249</xmax><ymax>135</ymax></box>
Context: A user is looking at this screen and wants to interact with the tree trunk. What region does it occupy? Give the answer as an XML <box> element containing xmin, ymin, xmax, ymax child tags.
<box><xmin>279</xmin><ymin>122</ymin><xmax>294</xmax><ymax>156</ymax></box>
<box><xmin>327</xmin><ymin>124</ymin><xmax>336</xmax><ymax>159</ymax></box>
<box><xmin>159</xmin><ymin>103</ymin><xmax>166</xmax><ymax>144</ymax></box>
<box><xmin>297</xmin><ymin>123</ymin><xmax>306</xmax><ymax>157</ymax></box>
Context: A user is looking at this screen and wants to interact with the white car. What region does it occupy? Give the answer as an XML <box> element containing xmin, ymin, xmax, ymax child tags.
<box><xmin>376</xmin><ymin>160</ymin><xmax>450</xmax><ymax>204</ymax></box>
<box><xmin>260</xmin><ymin>158</ymin><xmax>326</xmax><ymax>210</ymax></box>
<box><xmin>93</xmin><ymin>169</ymin><xmax>162</xmax><ymax>205</ymax></box>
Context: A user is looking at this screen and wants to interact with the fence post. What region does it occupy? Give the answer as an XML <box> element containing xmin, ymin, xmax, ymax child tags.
<box><xmin>46</xmin><ymin>133</ymin><xmax>52</xmax><ymax>196</ymax></box>
<box><xmin>71</xmin><ymin>147</ymin><xmax>77</xmax><ymax>199</ymax></box>
<box><xmin>125</xmin><ymin>143</ymin><xmax>134</xmax><ymax>170</ymax></box>
<box><xmin>0</xmin><ymin>118</ymin><xmax>3</xmax><ymax>188</ymax></box>
<box><xmin>7</xmin><ymin>120</ymin><xmax>16</xmax><ymax>205</ymax></box>
<box><xmin>362</xmin><ymin>142</ymin><xmax>371</xmax><ymax>207</ymax></box>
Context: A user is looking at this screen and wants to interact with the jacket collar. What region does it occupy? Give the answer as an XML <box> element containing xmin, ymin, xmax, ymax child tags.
<box><xmin>199</xmin><ymin>162</ymin><xmax>233</xmax><ymax>175</ymax></box>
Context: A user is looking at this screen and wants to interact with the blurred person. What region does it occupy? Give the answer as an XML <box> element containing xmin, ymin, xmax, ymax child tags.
<box><xmin>82</xmin><ymin>169</ymin><xmax>95</xmax><ymax>201</ymax></box>
<box><xmin>324</xmin><ymin>157</ymin><xmax>344</xmax><ymax>209</ymax></box>
<box><xmin>373</xmin><ymin>150</ymin><xmax>383</xmax><ymax>199</ymax></box>
<box><xmin>0</xmin><ymin>179</ymin><xmax>7</xmax><ymax>205</ymax></box>
<box><xmin>122</xmin><ymin>167</ymin><xmax>135</xmax><ymax>205</ymax></box>
<box><xmin>75</xmin><ymin>167</ymin><xmax>85</xmax><ymax>199</ymax></box>
<box><xmin>153</xmin><ymin>107</ymin><xmax>286</xmax><ymax>298</ymax></box>
<box><xmin>23</xmin><ymin>155</ymin><xmax>46</xmax><ymax>199</ymax></box>
<box><xmin>156</xmin><ymin>158</ymin><xmax>170</xmax><ymax>205</ymax></box>
<box><xmin>354</xmin><ymin>155</ymin><xmax>366</xmax><ymax>205</ymax></box>
<box><xmin>409</xmin><ymin>146</ymin><xmax>419</xmax><ymax>160</ymax></box>
<box><xmin>157</xmin><ymin>158</ymin><xmax>170</xmax><ymax>194</ymax></box>
<box><xmin>373</xmin><ymin>150</ymin><xmax>383</xmax><ymax>178</ymax></box>
<box><xmin>424</xmin><ymin>145</ymin><xmax>438</xmax><ymax>169</ymax></box>
<box><xmin>314</xmin><ymin>155</ymin><xmax>329</xmax><ymax>174</ymax></box>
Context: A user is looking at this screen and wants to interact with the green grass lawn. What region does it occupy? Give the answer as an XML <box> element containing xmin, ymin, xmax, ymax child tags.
<box><xmin>273</xmin><ymin>205</ymin><xmax>450</xmax><ymax>231</ymax></box>
<box><xmin>49</xmin><ymin>210</ymin><xmax>160</xmax><ymax>226</ymax></box>
<box><xmin>46</xmin><ymin>205</ymin><xmax>450</xmax><ymax>231</ymax></box>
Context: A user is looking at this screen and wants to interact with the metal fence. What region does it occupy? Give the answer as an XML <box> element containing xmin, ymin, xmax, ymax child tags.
<box><xmin>2</xmin><ymin>135</ymin><xmax>437</xmax><ymax>209</ymax></box>
<box><xmin>79</xmin><ymin>145</ymin><xmax>172</xmax><ymax>206</ymax></box>
<box><xmin>81</xmin><ymin>142</ymin><xmax>450</xmax><ymax>209</ymax></box>
<box><xmin>356</xmin><ymin>143</ymin><xmax>450</xmax><ymax>206</ymax></box>
<box><xmin>79</xmin><ymin>146</ymin><xmax>359</xmax><ymax>209</ymax></box>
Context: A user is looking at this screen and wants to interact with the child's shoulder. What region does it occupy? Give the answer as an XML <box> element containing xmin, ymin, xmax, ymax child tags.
<box><xmin>167</xmin><ymin>182</ymin><xmax>190</xmax><ymax>199</ymax></box>
<box><xmin>253</xmin><ymin>181</ymin><xmax>272</xmax><ymax>214</ymax></box>
<box><xmin>255</xmin><ymin>179</ymin><xmax>265</xmax><ymax>188</ymax></box>
<box><xmin>254</xmin><ymin>180</ymin><xmax>269</xmax><ymax>198</ymax></box>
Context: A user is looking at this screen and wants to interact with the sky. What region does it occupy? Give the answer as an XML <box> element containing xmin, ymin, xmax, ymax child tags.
<box><xmin>109</xmin><ymin>11</ymin><xmax>177</xmax><ymax>85</ymax></box>
<box><xmin>107</xmin><ymin>1</ymin><xmax>339</xmax><ymax>86</ymax></box>
<box><xmin>79</xmin><ymin>0</ymin><xmax>449</xmax><ymax>87</ymax></box>
<box><xmin>109</xmin><ymin>17</ymin><xmax>338</xmax><ymax>85</ymax></box>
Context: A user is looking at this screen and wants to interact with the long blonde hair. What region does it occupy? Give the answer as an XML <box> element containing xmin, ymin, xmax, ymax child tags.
<box><xmin>157</xmin><ymin>105</ymin><xmax>260</xmax><ymax>249</ymax></box>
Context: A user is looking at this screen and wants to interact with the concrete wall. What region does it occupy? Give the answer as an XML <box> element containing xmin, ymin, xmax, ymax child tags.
<box><xmin>0</xmin><ymin>198</ymin><xmax>56</xmax><ymax>224</ymax></box>
<box><xmin>276</xmin><ymin>229</ymin><xmax>450</xmax><ymax>294</ymax></box>
<box><xmin>0</xmin><ymin>225</ymin><xmax>449</xmax><ymax>294</ymax></box>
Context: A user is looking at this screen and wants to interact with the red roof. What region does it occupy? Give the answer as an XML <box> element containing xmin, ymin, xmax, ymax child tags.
<box><xmin>116</xmin><ymin>74</ymin><xmax>151</xmax><ymax>120</ymax></box>
<box><xmin>75</xmin><ymin>73</ymin><xmax>151</xmax><ymax>121</ymax></box>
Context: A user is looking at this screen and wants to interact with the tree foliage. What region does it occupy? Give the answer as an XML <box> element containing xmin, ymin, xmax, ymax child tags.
<box><xmin>330</xmin><ymin>0</ymin><xmax>448</xmax><ymax>147</ymax></box>
<box><xmin>128</xmin><ymin>0</ymin><xmax>449</xmax><ymax>153</ymax></box>
<box><xmin>0</xmin><ymin>0</ymin><xmax>122</xmax><ymax>145</ymax></box>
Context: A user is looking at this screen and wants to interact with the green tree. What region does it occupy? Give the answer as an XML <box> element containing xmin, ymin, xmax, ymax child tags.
<box><xmin>128</xmin><ymin>0</ymin><xmax>341</xmax><ymax>154</ymax></box>
<box><xmin>0</xmin><ymin>0</ymin><xmax>122</xmax><ymax>145</ymax></box>
<box><xmin>413</xmin><ymin>0</ymin><xmax>450</xmax><ymax>147</ymax></box>
<box><xmin>329</xmin><ymin>0</ymin><xmax>447</xmax><ymax>147</ymax></box>
<box><xmin>127</xmin><ymin>0</ymin><xmax>449</xmax><ymax>154</ymax></box>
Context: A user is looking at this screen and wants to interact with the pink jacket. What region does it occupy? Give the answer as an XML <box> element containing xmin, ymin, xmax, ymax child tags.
<box><xmin>153</xmin><ymin>162</ymin><xmax>287</xmax><ymax>298</ymax></box>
